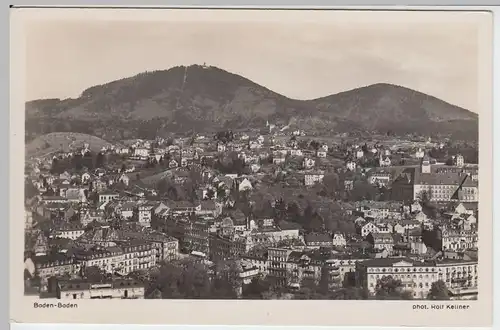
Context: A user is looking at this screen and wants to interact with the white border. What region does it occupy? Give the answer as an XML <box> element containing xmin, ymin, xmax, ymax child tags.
<box><xmin>8</xmin><ymin>4</ymin><xmax>498</xmax><ymax>330</ymax></box>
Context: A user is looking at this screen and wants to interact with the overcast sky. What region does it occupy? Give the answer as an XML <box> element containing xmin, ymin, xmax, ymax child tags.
<box><xmin>23</xmin><ymin>9</ymin><xmax>483</xmax><ymax>112</ymax></box>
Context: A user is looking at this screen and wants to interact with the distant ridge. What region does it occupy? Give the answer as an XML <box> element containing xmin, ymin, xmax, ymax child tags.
<box><xmin>25</xmin><ymin>64</ymin><xmax>478</xmax><ymax>142</ymax></box>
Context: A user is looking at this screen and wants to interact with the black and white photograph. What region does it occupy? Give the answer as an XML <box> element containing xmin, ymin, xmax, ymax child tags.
<box><xmin>10</xmin><ymin>7</ymin><xmax>494</xmax><ymax>327</ymax></box>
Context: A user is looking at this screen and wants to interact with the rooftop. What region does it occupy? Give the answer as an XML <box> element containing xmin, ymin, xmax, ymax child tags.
<box><xmin>359</xmin><ymin>257</ymin><xmax>431</xmax><ymax>267</ymax></box>
<box><xmin>58</xmin><ymin>278</ymin><xmax>144</xmax><ymax>291</ymax></box>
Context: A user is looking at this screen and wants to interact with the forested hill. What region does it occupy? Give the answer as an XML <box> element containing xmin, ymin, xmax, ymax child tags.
<box><xmin>26</xmin><ymin>65</ymin><xmax>478</xmax><ymax>142</ymax></box>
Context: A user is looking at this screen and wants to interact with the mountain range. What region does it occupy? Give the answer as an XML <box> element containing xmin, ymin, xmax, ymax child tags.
<box><xmin>25</xmin><ymin>64</ymin><xmax>478</xmax><ymax>142</ymax></box>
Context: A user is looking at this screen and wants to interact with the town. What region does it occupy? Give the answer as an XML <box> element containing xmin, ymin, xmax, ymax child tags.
<box><xmin>23</xmin><ymin>123</ymin><xmax>479</xmax><ymax>301</ymax></box>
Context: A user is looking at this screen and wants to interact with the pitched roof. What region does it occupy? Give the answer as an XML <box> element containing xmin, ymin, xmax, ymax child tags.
<box><xmin>305</xmin><ymin>233</ymin><xmax>331</xmax><ymax>243</ymax></box>
<box><xmin>55</xmin><ymin>222</ymin><xmax>84</xmax><ymax>231</ymax></box>
<box><xmin>369</xmin><ymin>232</ymin><xmax>394</xmax><ymax>240</ymax></box>
<box><xmin>414</xmin><ymin>170</ymin><xmax>464</xmax><ymax>186</ymax></box>
<box><xmin>78</xmin><ymin>226</ymin><xmax>122</xmax><ymax>243</ymax></box>
<box><xmin>359</xmin><ymin>257</ymin><xmax>430</xmax><ymax>267</ymax></box>
<box><xmin>100</xmin><ymin>190</ymin><xmax>119</xmax><ymax>195</ymax></box>
<box><xmin>200</xmin><ymin>200</ymin><xmax>216</xmax><ymax>210</ymax></box>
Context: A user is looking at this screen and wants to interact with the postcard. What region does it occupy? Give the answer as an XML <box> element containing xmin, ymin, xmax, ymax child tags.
<box><xmin>10</xmin><ymin>7</ymin><xmax>493</xmax><ymax>327</ymax></box>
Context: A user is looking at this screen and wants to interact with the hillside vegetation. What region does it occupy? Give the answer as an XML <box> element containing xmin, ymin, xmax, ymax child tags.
<box><xmin>25</xmin><ymin>65</ymin><xmax>478</xmax><ymax>142</ymax></box>
<box><xmin>26</xmin><ymin>132</ymin><xmax>110</xmax><ymax>157</ymax></box>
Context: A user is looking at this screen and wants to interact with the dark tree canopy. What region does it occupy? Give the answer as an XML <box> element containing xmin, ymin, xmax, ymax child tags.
<box><xmin>428</xmin><ymin>280</ymin><xmax>450</xmax><ymax>300</ymax></box>
<box><xmin>374</xmin><ymin>276</ymin><xmax>413</xmax><ymax>300</ymax></box>
<box><xmin>145</xmin><ymin>258</ymin><xmax>240</xmax><ymax>299</ymax></box>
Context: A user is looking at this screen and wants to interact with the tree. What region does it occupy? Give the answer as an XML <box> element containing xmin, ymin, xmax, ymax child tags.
<box><xmin>417</xmin><ymin>190</ymin><xmax>438</xmax><ymax>218</ymax></box>
<box><xmin>331</xmin><ymin>287</ymin><xmax>368</xmax><ymax>300</ymax></box>
<box><xmin>214</xmin><ymin>130</ymin><xmax>234</xmax><ymax>144</ymax></box>
<box><xmin>350</xmin><ymin>181</ymin><xmax>378</xmax><ymax>201</ymax></box>
<box><xmin>428</xmin><ymin>280</ymin><xmax>450</xmax><ymax>300</ymax></box>
<box><xmin>149</xmin><ymin>258</ymin><xmax>215</xmax><ymax>299</ymax></box>
<box><xmin>156</xmin><ymin>178</ymin><xmax>174</xmax><ymax>197</ymax></box>
<box><xmin>50</xmin><ymin>158</ymin><xmax>59</xmax><ymax>174</ymax></box>
<box><xmin>43</xmin><ymin>187</ymin><xmax>55</xmax><ymax>196</ymax></box>
<box><xmin>302</xmin><ymin>204</ymin><xmax>314</xmax><ymax>227</ymax></box>
<box><xmin>285</xmin><ymin>201</ymin><xmax>301</xmax><ymax>224</ymax></box>
<box><xmin>292</xmin><ymin>278</ymin><xmax>330</xmax><ymax>300</ymax></box>
<box><xmin>242</xmin><ymin>276</ymin><xmax>273</xmax><ymax>299</ymax></box>
<box><xmin>189</xmin><ymin>167</ymin><xmax>203</xmax><ymax>188</ymax></box>
<box><xmin>87</xmin><ymin>191</ymin><xmax>99</xmax><ymax>205</ymax></box>
<box><xmin>71</xmin><ymin>154</ymin><xmax>83</xmax><ymax>171</ymax></box>
<box><xmin>205</xmin><ymin>188</ymin><xmax>215</xmax><ymax>200</ymax></box>
<box><xmin>378</xmin><ymin>186</ymin><xmax>390</xmax><ymax>201</ymax></box>
<box><xmin>25</xmin><ymin>181</ymin><xmax>39</xmax><ymax>199</ymax></box>
<box><xmin>321</xmin><ymin>173</ymin><xmax>340</xmax><ymax>197</ymax></box>
<box><xmin>177</xmin><ymin>261</ymin><xmax>212</xmax><ymax>298</ymax></box>
<box><xmin>318</xmin><ymin>266</ymin><xmax>331</xmax><ymax>294</ymax></box>
<box><xmin>286</xmin><ymin>156</ymin><xmax>302</xmax><ymax>171</ymax></box>
<box><xmin>95</xmin><ymin>152</ymin><xmax>105</xmax><ymax>169</ymax></box>
<box><xmin>216</xmin><ymin>185</ymin><xmax>227</xmax><ymax>200</ymax></box>
<box><xmin>211</xmin><ymin>260</ymin><xmax>241</xmax><ymax>299</ymax></box>
<box><xmin>83</xmin><ymin>266</ymin><xmax>105</xmax><ymax>282</ymax></box>
<box><xmin>374</xmin><ymin>276</ymin><xmax>413</xmax><ymax>300</ymax></box>
<box><xmin>82</xmin><ymin>151</ymin><xmax>94</xmax><ymax>170</ymax></box>
<box><xmin>417</xmin><ymin>190</ymin><xmax>432</xmax><ymax>204</ymax></box>
<box><xmin>305</xmin><ymin>210</ymin><xmax>324</xmax><ymax>232</ymax></box>
<box><xmin>309</xmin><ymin>140</ymin><xmax>320</xmax><ymax>151</ymax></box>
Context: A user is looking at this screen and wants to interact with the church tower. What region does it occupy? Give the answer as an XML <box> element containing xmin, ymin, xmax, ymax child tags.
<box><xmin>420</xmin><ymin>154</ymin><xmax>431</xmax><ymax>173</ymax></box>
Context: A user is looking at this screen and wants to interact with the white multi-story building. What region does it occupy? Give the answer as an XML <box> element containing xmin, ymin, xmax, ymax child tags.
<box><xmin>355</xmin><ymin>258</ymin><xmax>478</xmax><ymax>300</ymax></box>
<box><xmin>133</xmin><ymin>148</ymin><xmax>150</xmax><ymax>159</ymax></box>
<box><xmin>52</xmin><ymin>223</ymin><xmax>85</xmax><ymax>240</ymax></box>
<box><xmin>455</xmin><ymin>154</ymin><xmax>465</xmax><ymax>167</ymax></box>
<box><xmin>304</xmin><ymin>171</ymin><xmax>325</xmax><ymax>186</ymax></box>
<box><xmin>138</xmin><ymin>204</ymin><xmax>154</xmax><ymax>228</ymax></box>
<box><xmin>346</xmin><ymin>161</ymin><xmax>357</xmax><ymax>171</ymax></box>
<box><xmin>57</xmin><ymin>279</ymin><xmax>145</xmax><ymax>299</ymax></box>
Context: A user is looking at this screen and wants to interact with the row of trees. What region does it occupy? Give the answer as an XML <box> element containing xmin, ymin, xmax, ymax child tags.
<box><xmin>243</xmin><ymin>273</ymin><xmax>452</xmax><ymax>301</ymax></box>
<box><xmin>145</xmin><ymin>258</ymin><xmax>241</xmax><ymax>299</ymax></box>
<box><xmin>214</xmin><ymin>153</ymin><xmax>247</xmax><ymax>175</ymax></box>
<box><xmin>290</xmin><ymin>276</ymin><xmax>451</xmax><ymax>301</ymax></box>
<box><xmin>154</xmin><ymin>167</ymin><xmax>204</xmax><ymax>202</ymax></box>
<box><xmin>428</xmin><ymin>145</ymin><xmax>478</xmax><ymax>164</ymax></box>
<box><xmin>50</xmin><ymin>151</ymin><xmax>106</xmax><ymax>174</ymax></box>
<box><xmin>248</xmin><ymin>189</ymin><xmax>357</xmax><ymax>234</ymax></box>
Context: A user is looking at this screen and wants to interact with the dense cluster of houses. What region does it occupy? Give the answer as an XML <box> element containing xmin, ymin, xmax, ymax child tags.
<box><xmin>24</xmin><ymin>129</ymin><xmax>479</xmax><ymax>300</ymax></box>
